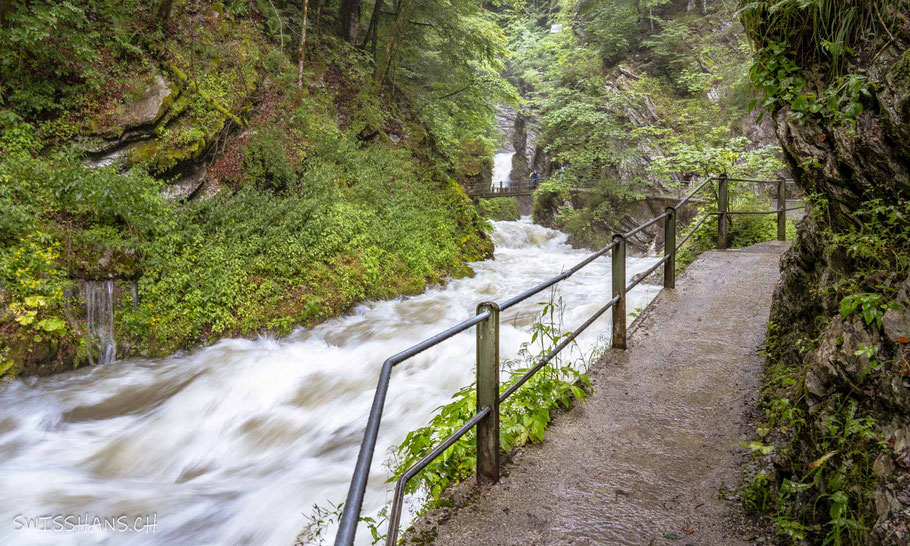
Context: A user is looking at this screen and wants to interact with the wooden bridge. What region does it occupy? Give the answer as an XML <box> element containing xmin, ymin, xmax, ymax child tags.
<box><xmin>465</xmin><ymin>181</ymin><xmax>537</xmax><ymax>199</ymax></box>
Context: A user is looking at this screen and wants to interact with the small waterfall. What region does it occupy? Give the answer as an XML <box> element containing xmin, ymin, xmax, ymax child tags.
<box><xmin>492</xmin><ymin>151</ymin><xmax>515</xmax><ymax>189</ymax></box>
<box><xmin>84</xmin><ymin>280</ymin><xmax>116</xmax><ymax>365</ymax></box>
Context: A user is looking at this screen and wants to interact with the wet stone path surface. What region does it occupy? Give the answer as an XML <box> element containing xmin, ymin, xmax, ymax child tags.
<box><xmin>412</xmin><ymin>242</ymin><xmax>788</xmax><ymax>545</ymax></box>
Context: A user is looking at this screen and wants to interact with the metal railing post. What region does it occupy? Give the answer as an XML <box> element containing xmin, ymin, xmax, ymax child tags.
<box><xmin>717</xmin><ymin>174</ymin><xmax>728</xmax><ymax>250</ymax></box>
<box><xmin>611</xmin><ymin>234</ymin><xmax>626</xmax><ymax>349</ymax></box>
<box><xmin>475</xmin><ymin>302</ymin><xmax>500</xmax><ymax>484</ymax></box>
<box><xmin>663</xmin><ymin>207</ymin><xmax>676</xmax><ymax>289</ymax></box>
<box><xmin>777</xmin><ymin>177</ymin><xmax>787</xmax><ymax>241</ymax></box>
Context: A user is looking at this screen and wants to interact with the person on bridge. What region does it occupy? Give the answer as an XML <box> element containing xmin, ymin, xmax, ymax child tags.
<box><xmin>530</xmin><ymin>169</ymin><xmax>539</xmax><ymax>189</ymax></box>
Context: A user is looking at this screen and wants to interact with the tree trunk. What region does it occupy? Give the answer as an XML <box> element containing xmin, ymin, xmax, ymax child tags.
<box><xmin>373</xmin><ymin>0</ymin><xmax>414</xmax><ymax>91</ymax></box>
<box><xmin>338</xmin><ymin>0</ymin><xmax>362</xmax><ymax>44</ymax></box>
<box><xmin>297</xmin><ymin>0</ymin><xmax>310</xmax><ymax>95</ymax></box>
<box><xmin>360</xmin><ymin>0</ymin><xmax>383</xmax><ymax>50</ymax></box>
<box><xmin>315</xmin><ymin>0</ymin><xmax>323</xmax><ymax>28</ymax></box>
<box><xmin>370</xmin><ymin>18</ymin><xmax>379</xmax><ymax>56</ymax></box>
<box><xmin>0</xmin><ymin>0</ymin><xmax>12</xmax><ymax>28</ymax></box>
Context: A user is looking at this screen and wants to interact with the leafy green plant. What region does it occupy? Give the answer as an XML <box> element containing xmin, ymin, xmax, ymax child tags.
<box><xmin>853</xmin><ymin>345</ymin><xmax>883</xmax><ymax>383</ymax></box>
<box><xmin>827</xmin><ymin>199</ymin><xmax>910</xmax><ymax>278</ymax></box>
<box><xmin>839</xmin><ymin>293</ymin><xmax>897</xmax><ymax>330</ymax></box>
<box><xmin>298</xmin><ymin>501</ymin><xmax>343</xmax><ymax>545</ymax></box>
<box><xmin>741</xmin><ymin>1</ymin><xmax>899</xmax><ymax>127</ymax></box>
<box><xmin>747</xmin><ymin>42</ymin><xmax>874</xmax><ymax>127</ymax></box>
<box><xmin>386</xmin><ymin>294</ymin><xmax>593</xmax><ymax>530</ymax></box>
<box><xmin>242</xmin><ymin>129</ymin><xmax>296</xmax><ymax>191</ymax></box>
<box><xmin>746</xmin><ymin>396</ymin><xmax>882</xmax><ymax>544</ymax></box>
<box><xmin>643</xmin><ymin>131</ymin><xmax>783</xmax><ymax>180</ymax></box>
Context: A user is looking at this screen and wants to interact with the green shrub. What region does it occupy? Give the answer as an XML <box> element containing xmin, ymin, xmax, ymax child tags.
<box><xmin>0</xmin><ymin>121</ymin><xmax>493</xmax><ymax>372</ymax></box>
<box><xmin>388</xmin><ymin>297</ymin><xmax>593</xmax><ymax>526</ymax></box>
<box><xmin>242</xmin><ymin>129</ymin><xmax>296</xmax><ymax>191</ymax></box>
<box><xmin>532</xmin><ymin>181</ymin><xmax>569</xmax><ymax>228</ymax></box>
<box><xmin>0</xmin><ymin>0</ymin><xmax>505</xmax><ymax>377</ymax></box>
<box><xmin>476</xmin><ymin>197</ymin><xmax>520</xmax><ymax>221</ymax></box>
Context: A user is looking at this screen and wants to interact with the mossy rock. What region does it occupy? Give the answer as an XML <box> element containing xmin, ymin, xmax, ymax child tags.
<box><xmin>83</xmin><ymin>68</ymin><xmax>175</xmax><ymax>139</ymax></box>
<box><xmin>62</xmin><ymin>227</ymin><xmax>142</xmax><ymax>280</ymax></box>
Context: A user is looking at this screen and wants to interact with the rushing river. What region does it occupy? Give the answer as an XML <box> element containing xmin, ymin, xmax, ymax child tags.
<box><xmin>0</xmin><ymin>219</ymin><xmax>660</xmax><ymax>545</ymax></box>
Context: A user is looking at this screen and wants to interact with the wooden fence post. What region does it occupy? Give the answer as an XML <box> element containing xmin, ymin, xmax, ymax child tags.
<box><xmin>664</xmin><ymin>207</ymin><xmax>676</xmax><ymax>289</ymax></box>
<box><xmin>717</xmin><ymin>174</ymin><xmax>728</xmax><ymax>250</ymax></box>
<box><xmin>611</xmin><ymin>234</ymin><xmax>627</xmax><ymax>349</ymax></box>
<box><xmin>777</xmin><ymin>177</ymin><xmax>787</xmax><ymax>241</ymax></box>
<box><xmin>476</xmin><ymin>302</ymin><xmax>500</xmax><ymax>484</ymax></box>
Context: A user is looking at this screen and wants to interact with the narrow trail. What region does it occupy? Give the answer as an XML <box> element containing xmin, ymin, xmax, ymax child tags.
<box><xmin>414</xmin><ymin>241</ymin><xmax>789</xmax><ymax>545</ymax></box>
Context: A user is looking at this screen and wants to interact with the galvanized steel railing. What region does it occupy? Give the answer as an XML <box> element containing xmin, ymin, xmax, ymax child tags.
<box><xmin>334</xmin><ymin>174</ymin><xmax>800</xmax><ymax>545</ymax></box>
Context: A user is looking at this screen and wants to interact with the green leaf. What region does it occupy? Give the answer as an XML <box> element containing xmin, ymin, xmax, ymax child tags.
<box><xmin>781</xmin><ymin>478</ymin><xmax>812</xmax><ymax>494</ymax></box>
<box><xmin>37</xmin><ymin>317</ymin><xmax>66</xmax><ymax>333</ymax></box>
<box><xmin>862</xmin><ymin>306</ymin><xmax>876</xmax><ymax>326</ymax></box>
<box><xmin>15</xmin><ymin>310</ymin><xmax>37</xmax><ymax>326</ymax></box>
<box><xmin>843</xmin><ymin>101</ymin><xmax>863</xmax><ymax>118</ymax></box>
<box><xmin>829</xmin><ymin>491</ymin><xmax>848</xmax><ymax>520</ymax></box>
<box><xmin>24</xmin><ymin>295</ymin><xmax>47</xmax><ymax>308</ymax></box>
<box><xmin>791</xmin><ymin>94</ymin><xmax>809</xmax><ymax>111</ymax></box>
<box><xmin>740</xmin><ymin>441</ymin><xmax>774</xmax><ymax>455</ymax></box>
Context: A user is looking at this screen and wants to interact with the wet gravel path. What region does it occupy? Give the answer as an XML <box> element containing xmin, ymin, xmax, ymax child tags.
<box><xmin>413</xmin><ymin>242</ymin><xmax>788</xmax><ymax>545</ymax></box>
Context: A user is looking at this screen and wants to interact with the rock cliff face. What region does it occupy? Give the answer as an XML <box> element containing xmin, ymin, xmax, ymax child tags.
<box><xmin>753</xmin><ymin>10</ymin><xmax>910</xmax><ymax>543</ymax></box>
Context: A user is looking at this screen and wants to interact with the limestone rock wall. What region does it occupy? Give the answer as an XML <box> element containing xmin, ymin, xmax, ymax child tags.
<box><xmin>761</xmin><ymin>23</ymin><xmax>910</xmax><ymax>544</ymax></box>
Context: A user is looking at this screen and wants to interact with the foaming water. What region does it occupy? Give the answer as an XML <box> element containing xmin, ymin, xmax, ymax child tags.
<box><xmin>0</xmin><ymin>219</ymin><xmax>660</xmax><ymax>545</ymax></box>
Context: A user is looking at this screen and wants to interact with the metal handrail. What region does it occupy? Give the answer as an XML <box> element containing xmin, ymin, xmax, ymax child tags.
<box><xmin>722</xmin><ymin>206</ymin><xmax>804</xmax><ymax>215</ymax></box>
<box><xmin>334</xmin><ymin>174</ymin><xmax>800</xmax><ymax>545</ymax></box>
<box><xmin>386</xmin><ymin>406</ymin><xmax>492</xmax><ymax>543</ymax></box>
<box><xmin>724</xmin><ymin>177</ymin><xmax>795</xmax><ymax>184</ymax></box>
<box><xmin>626</xmin><ymin>254</ymin><xmax>670</xmax><ymax>293</ymax></box>
<box><xmin>624</xmin><ymin>211</ymin><xmax>670</xmax><ymax>238</ymax></box>
<box><xmin>499</xmin><ymin>294</ymin><xmax>621</xmax><ymax>404</ymax></box>
<box><xmin>500</xmin><ymin>240</ymin><xmax>617</xmax><ymax>311</ymax></box>
<box><xmin>333</xmin><ymin>312</ymin><xmax>491</xmax><ymax>543</ymax></box>
<box><xmin>675</xmin><ymin>176</ymin><xmax>713</xmax><ymax>209</ymax></box>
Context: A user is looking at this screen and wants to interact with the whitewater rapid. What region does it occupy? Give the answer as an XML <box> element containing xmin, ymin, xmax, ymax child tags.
<box><xmin>0</xmin><ymin>219</ymin><xmax>661</xmax><ymax>545</ymax></box>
